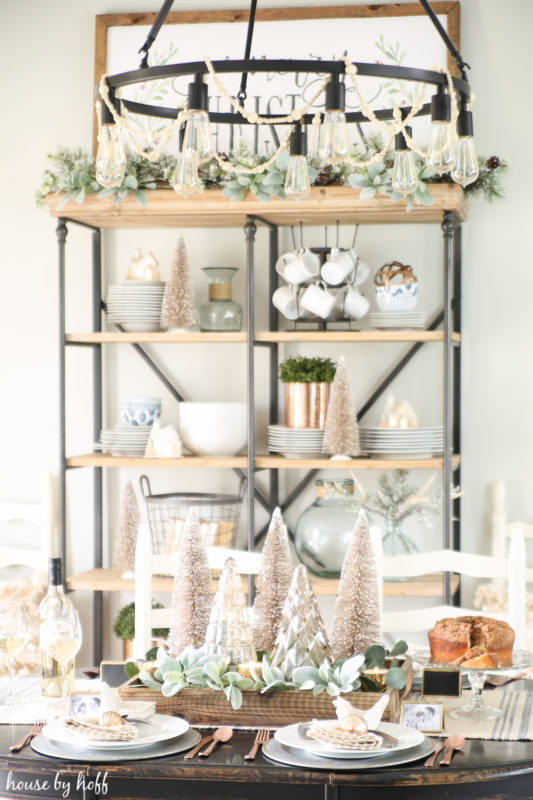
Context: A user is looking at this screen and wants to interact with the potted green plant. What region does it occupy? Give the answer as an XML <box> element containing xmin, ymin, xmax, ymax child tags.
<box><xmin>113</xmin><ymin>601</ymin><xmax>169</xmax><ymax>660</ymax></box>
<box><xmin>278</xmin><ymin>356</ymin><xmax>336</xmax><ymax>429</ymax></box>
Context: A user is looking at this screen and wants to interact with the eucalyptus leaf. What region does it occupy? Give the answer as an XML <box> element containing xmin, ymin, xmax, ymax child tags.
<box><xmin>124</xmin><ymin>660</ymin><xmax>139</xmax><ymax>678</ymax></box>
<box><xmin>386</xmin><ymin>666</ymin><xmax>406</xmax><ymax>689</ymax></box>
<box><xmin>365</xmin><ymin>645</ymin><xmax>386</xmax><ymax>667</ymax></box>
<box><xmin>390</xmin><ymin>640</ymin><xmax>408</xmax><ymax>657</ymax></box>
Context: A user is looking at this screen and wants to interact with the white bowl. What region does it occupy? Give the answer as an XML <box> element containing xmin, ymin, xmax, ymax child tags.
<box><xmin>177</xmin><ymin>402</ymin><xmax>247</xmax><ymax>456</ymax></box>
<box><xmin>375</xmin><ymin>283</ymin><xmax>418</xmax><ymax>312</ymax></box>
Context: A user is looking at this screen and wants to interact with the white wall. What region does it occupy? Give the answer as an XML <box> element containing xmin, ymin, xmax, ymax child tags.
<box><xmin>1</xmin><ymin>0</ymin><xmax>532</xmax><ymax>663</ymax></box>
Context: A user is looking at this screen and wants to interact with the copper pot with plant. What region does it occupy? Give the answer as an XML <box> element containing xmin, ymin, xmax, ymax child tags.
<box><xmin>279</xmin><ymin>356</ymin><xmax>336</xmax><ymax>429</ymax></box>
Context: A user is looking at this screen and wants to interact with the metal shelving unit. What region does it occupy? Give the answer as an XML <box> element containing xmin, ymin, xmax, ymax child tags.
<box><xmin>50</xmin><ymin>186</ymin><xmax>464</xmax><ymax>664</ymax></box>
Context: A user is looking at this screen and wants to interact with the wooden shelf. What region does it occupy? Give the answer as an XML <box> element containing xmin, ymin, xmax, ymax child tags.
<box><xmin>67</xmin><ymin>453</ymin><xmax>460</xmax><ymax>470</ymax></box>
<box><xmin>66</xmin><ymin>332</ymin><xmax>247</xmax><ymax>343</ymax></box>
<box><xmin>47</xmin><ymin>185</ymin><xmax>467</xmax><ymax>228</ymax></box>
<box><xmin>255</xmin><ymin>331</ymin><xmax>461</xmax><ymax>344</ymax></box>
<box><xmin>66</xmin><ymin>454</ymin><xmax>248</xmax><ymax>468</ymax></box>
<box><xmin>66</xmin><ymin>567</ymin><xmax>459</xmax><ymax>598</ymax></box>
<box><xmin>255</xmin><ymin>455</ymin><xmax>461</xmax><ymax>470</ymax></box>
<box><xmin>66</xmin><ymin>330</ymin><xmax>460</xmax><ymax>344</ymax></box>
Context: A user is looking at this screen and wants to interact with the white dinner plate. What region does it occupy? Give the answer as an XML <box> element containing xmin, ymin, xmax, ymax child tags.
<box><xmin>274</xmin><ymin>721</ymin><xmax>424</xmax><ymax>760</ymax></box>
<box><xmin>42</xmin><ymin>714</ymin><xmax>189</xmax><ymax>751</ymax></box>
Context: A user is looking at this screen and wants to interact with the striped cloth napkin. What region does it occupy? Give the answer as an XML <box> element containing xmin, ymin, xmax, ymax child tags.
<box><xmin>0</xmin><ymin>677</ymin><xmax>99</xmax><ymax>724</ymax></box>
<box><xmin>412</xmin><ymin>690</ymin><xmax>533</xmax><ymax>740</ymax></box>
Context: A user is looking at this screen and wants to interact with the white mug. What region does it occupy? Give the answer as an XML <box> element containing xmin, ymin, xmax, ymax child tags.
<box><xmin>300</xmin><ymin>282</ymin><xmax>336</xmax><ymax>319</ymax></box>
<box><xmin>283</xmin><ymin>248</ymin><xmax>320</xmax><ymax>285</ymax></box>
<box><xmin>351</xmin><ymin>255</ymin><xmax>370</xmax><ymax>286</ymax></box>
<box><xmin>321</xmin><ymin>248</ymin><xmax>355</xmax><ymax>285</ymax></box>
<box><xmin>275</xmin><ymin>251</ymin><xmax>297</xmax><ymax>279</ymax></box>
<box><xmin>344</xmin><ymin>285</ymin><xmax>370</xmax><ymax>319</ymax></box>
<box><xmin>272</xmin><ymin>285</ymin><xmax>299</xmax><ymax>320</ymax></box>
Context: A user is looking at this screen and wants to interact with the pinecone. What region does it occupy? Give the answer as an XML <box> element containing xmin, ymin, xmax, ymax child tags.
<box><xmin>314</xmin><ymin>166</ymin><xmax>334</xmax><ymax>186</ymax></box>
<box><xmin>486</xmin><ymin>156</ymin><xmax>501</xmax><ymax>170</ymax></box>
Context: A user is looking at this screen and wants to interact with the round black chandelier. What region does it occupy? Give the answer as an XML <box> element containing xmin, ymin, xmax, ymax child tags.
<box><xmin>95</xmin><ymin>0</ymin><xmax>478</xmax><ymax>200</ymax></box>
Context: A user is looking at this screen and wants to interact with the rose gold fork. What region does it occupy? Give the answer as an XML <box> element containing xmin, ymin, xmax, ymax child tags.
<box><xmin>244</xmin><ymin>727</ymin><xmax>270</xmax><ymax>761</ymax></box>
<box><xmin>10</xmin><ymin>719</ymin><xmax>46</xmax><ymax>752</ymax></box>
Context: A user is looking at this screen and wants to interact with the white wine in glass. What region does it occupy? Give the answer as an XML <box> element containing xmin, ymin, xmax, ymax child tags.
<box><xmin>0</xmin><ymin>602</ymin><xmax>29</xmax><ymax>704</ymax></box>
<box><xmin>41</xmin><ymin>608</ymin><xmax>82</xmax><ymax>709</ymax></box>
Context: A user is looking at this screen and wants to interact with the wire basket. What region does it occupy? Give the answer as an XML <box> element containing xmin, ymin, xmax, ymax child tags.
<box><xmin>139</xmin><ymin>475</ymin><xmax>246</xmax><ymax>555</ymax></box>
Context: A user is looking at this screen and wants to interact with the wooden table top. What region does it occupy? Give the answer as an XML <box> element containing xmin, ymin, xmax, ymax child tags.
<box><xmin>2</xmin><ymin>683</ymin><xmax>533</xmax><ymax>800</ymax></box>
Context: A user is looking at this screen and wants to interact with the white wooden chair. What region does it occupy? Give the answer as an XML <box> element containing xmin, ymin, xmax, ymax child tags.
<box><xmin>377</xmin><ymin>531</ymin><xmax>527</xmax><ymax>649</ymax></box>
<box><xmin>133</xmin><ymin>523</ymin><xmax>262</xmax><ymax>658</ymax></box>
<box><xmin>0</xmin><ymin>474</ymin><xmax>55</xmax><ymax>571</ymax></box>
<box><xmin>490</xmin><ymin>481</ymin><xmax>533</xmax><ymax>581</ymax></box>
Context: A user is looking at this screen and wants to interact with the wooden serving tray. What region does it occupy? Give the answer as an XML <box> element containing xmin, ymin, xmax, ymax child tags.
<box><xmin>118</xmin><ymin>659</ymin><xmax>412</xmax><ymax>726</ymax></box>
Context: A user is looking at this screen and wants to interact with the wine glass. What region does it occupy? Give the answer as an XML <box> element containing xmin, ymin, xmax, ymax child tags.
<box><xmin>0</xmin><ymin>602</ymin><xmax>30</xmax><ymax>704</ymax></box>
<box><xmin>41</xmin><ymin>608</ymin><xmax>82</xmax><ymax>709</ymax></box>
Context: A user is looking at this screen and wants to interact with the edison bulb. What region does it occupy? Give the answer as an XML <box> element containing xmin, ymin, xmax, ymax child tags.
<box><xmin>284</xmin><ymin>155</ymin><xmax>311</xmax><ymax>200</ymax></box>
<box><xmin>451</xmin><ymin>136</ymin><xmax>479</xmax><ymax>187</ymax></box>
<box><xmin>95</xmin><ymin>124</ymin><xmax>126</xmax><ymax>188</ymax></box>
<box><xmin>171</xmin><ymin>151</ymin><xmax>199</xmax><ymax>197</ymax></box>
<box><xmin>392</xmin><ymin>150</ymin><xmax>418</xmax><ymax>195</ymax></box>
<box><xmin>426</xmin><ymin>121</ymin><xmax>455</xmax><ymax>174</ymax></box>
<box><xmin>182</xmin><ymin>110</ymin><xmax>213</xmax><ymax>163</ymax></box>
<box><xmin>319</xmin><ymin>110</ymin><xmax>350</xmax><ymax>163</ymax></box>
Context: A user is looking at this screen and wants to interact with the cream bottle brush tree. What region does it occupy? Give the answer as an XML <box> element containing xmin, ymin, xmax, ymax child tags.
<box><xmin>330</xmin><ymin>509</ymin><xmax>381</xmax><ymax>661</ymax></box>
<box><xmin>160</xmin><ymin>234</ymin><xmax>197</xmax><ymax>330</ymax></box>
<box><xmin>252</xmin><ymin>506</ymin><xmax>293</xmax><ymax>653</ymax></box>
<box><xmin>112</xmin><ymin>481</ymin><xmax>140</xmax><ymax>577</ymax></box>
<box><xmin>322</xmin><ymin>355</ymin><xmax>360</xmax><ymax>458</ymax></box>
<box><xmin>166</xmin><ymin>508</ymin><xmax>214</xmax><ymax>656</ymax></box>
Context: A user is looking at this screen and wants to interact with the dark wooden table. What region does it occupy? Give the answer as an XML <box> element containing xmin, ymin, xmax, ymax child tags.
<box><xmin>3</xmin><ymin>682</ymin><xmax>533</xmax><ymax>800</ymax></box>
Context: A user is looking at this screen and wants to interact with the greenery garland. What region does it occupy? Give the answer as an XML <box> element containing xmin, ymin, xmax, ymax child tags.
<box><xmin>36</xmin><ymin>141</ymin><xmax>507</xmax><ymax>211</ymax></box>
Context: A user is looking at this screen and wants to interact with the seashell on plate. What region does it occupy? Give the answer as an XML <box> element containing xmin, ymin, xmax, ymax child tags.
<box><xmin>98</xmin><ymin>710</ymin><xmax>127</xmax><ymax>728</ymax></box>
<box><xmin>333</xmin><ymin>693</ymin><xmax>389</xmax><ymax>732</ymax></box>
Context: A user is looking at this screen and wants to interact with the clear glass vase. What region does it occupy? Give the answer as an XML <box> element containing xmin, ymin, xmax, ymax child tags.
<box><xmin>199</xmin><ymin>267</ymin><xmax>242</xmax><ymax>332</ymax></box>
<box><xmin>294</xmin><ymin>479</ymin><xmax>357</xmax><ymax>577</ymax></box>
<box><xmin>382</xmin><ymin>518</ymin><xmax>418</xmax><ymax>581</ymax></box>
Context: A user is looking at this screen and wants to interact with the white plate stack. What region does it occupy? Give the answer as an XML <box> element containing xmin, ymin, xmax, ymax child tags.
<box><xmin>106</xmin><ymin>281</ymin><xmax>166</xmax><ymax>331</ymax></box>
<box><xmin>369</xmin><ymin>311</ymin><xmax>427</xmax><ymax>329</ymax></box>
<box><xmin>359</xmin><ymin>426</ymin><xmax>444</xmax><ymax>457</ymax></box>
<box><xmin>94</xmin><ymin>424</ymin><xmax>152</xmax><ymax>456</ymax></box>
<box><xmin>268</xmin><ymin>424</ymin><xmax>325</xmax><ymax>458</ymax></box>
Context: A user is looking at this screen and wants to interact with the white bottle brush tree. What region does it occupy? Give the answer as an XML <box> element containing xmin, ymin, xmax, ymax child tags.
<box><xmin>167</xmin><ymin>508</ymin><xmax>214</xmax><ymax>656</ymax></box>
<box><xmin>112</xmin><ymin>481</ymin><xmax>140</xmax><ymax>577</ymax></box>
<box><xmin>322</xmin><ymin>355</ymin><xmax>360</xmax><ymax>458</ymax></box>
<box><xmin>160</xmin><ymin>234</ymin><xmax>197</xmax><ymax>330</ymax></box>
<box><xmin>330</xmin><ymin>509</ymin><xmax>381</xmax><ymax>661</ymax></box>
<box><xmin>252</xmin><ymin>506</ymin><xmax>293</xmax><ymax>653</ymax></box>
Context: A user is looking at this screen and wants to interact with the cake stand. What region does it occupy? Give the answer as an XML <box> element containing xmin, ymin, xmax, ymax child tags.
<box><xmin>411</xmin><ymin>650</ymin><xmax>533</xmax><ymax>721</ymax></box>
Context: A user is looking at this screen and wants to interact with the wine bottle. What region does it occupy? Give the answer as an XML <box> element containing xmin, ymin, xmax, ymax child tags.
<box><xmin>39</xmin><ymin>557</ymin><xmax>75</xmax><ymax>697</ymax></box>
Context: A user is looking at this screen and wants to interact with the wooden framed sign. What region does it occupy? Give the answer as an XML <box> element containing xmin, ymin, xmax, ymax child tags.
<box><xmin>93</xmin><ymin>2</ymin><xmax>460</xmax><ymax>153</ymax></box>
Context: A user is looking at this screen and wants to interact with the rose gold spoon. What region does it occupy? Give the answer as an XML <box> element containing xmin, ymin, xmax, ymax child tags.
<box><xmin>198</xmin><ymin>726</ymin><xmax>233</xmax><ymax>757</ymax></box>
<box><xmin>439</xmin><ymin>734</ymin><xmax>465</xmax><ymax>766</ymax></box>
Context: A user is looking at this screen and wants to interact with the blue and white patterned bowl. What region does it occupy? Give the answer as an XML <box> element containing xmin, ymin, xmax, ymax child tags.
<box><xmin>375</xmin><ymin>283</ymin><xmax>418</xmax><ymax>312</ymax></box>
<box><xmin>121</xmin><ymin>396</ymin><xmax>162</xmax><ymax>426</ymax></box>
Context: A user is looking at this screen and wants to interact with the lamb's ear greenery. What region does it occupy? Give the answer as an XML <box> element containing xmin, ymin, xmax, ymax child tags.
<box><xmin>38</xmin><ymin>142</ymin><xmax>503</xmax><ymax>210</ymax></box>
